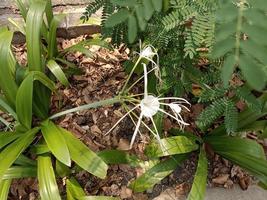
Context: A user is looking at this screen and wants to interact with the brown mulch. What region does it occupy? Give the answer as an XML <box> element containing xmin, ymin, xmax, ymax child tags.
<box><xmin>3</xmin><ymin>36</ymin><xmax>264</xmax><ymax>200</ymax></box>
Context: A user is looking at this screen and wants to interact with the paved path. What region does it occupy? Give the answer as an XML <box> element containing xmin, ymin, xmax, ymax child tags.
<box><xmin>153</xmin><ymin>185</ymin><xmax>267</xmax><ymax>200</ymax></box>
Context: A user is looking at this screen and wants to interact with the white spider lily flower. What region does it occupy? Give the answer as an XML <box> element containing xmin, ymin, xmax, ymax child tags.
<box><xmin>137</xmin><ymin>41</ymin><xmax>161</xmax><ymax>82</ymax></box>
<box><xmin>106</xmin><ymin>63</ymin><xmax>190</xmax><ymax>149</ymax></box>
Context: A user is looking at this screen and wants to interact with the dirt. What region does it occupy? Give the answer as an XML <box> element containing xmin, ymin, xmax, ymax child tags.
<box><xmin>0</xmin><ymin>36</ymin><xmax>260</xmax><ymax>200</ymax></box>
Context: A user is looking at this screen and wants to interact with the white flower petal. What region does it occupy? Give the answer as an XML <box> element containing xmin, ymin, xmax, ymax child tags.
<box><xmin>130</xmin><ymin>113</ymin><xmax>143</xmax><ymax>149</ymax></box>
<box><xmin>169</xmin><ymin>103</ymin><xmax>182</xmax><ymax>114</ymax></box>
<box><xmin>140</xmin><ymin>95</ymin><xmax>160</xmax><ymax>117</ymax></box>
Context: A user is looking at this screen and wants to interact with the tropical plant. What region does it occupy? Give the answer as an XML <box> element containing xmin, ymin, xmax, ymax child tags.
<box><xmin>81</xmin><ymin>0</ymin><xmax>267</xmax><ymax>199</ymax></box>
<box><xmin>0</xmin><ymin>0</ymin><xmax>116</xmax><ymax>199</ymax></box>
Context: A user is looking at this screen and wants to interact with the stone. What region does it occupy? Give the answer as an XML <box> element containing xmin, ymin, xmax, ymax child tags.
<box><xmin>152</xmin><ymin>185</ymin><xmax>267</xmax><ymax>200</ymax></box>
<box><xmin>0</xmin><ymin>0</ymin><xmax>101</xmax><ymax>43</ymax></box>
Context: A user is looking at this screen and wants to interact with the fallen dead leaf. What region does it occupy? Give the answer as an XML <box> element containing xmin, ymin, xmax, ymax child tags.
<box><xmin>212</xmin><ymin>174</ymin><xmax>229</xmax><ymax>185</ymax></box>
<box><xmin>117</xmin><ymin>138</ymin><xmax>130</xmax><ymax>150</ymax></box>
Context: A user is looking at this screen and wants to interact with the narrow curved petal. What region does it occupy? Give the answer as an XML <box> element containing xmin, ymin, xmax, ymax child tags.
<box><xmin>159</xmin><ymin>108</ymin><xmax>189</xmax><ymax>126</ymax></box>
<box><xmin>142</xmin><ymin>63</ymin><xmax>148</xmax><ymax>98</ymax></box>
<box><xmin>158</xmin><ymin>97</ymin><xmax>191</xmax><ymax>105</ymax></box>
<box><xmin>130</xmin><ymin>113</ymin><xmax>143</xmax><ymax>149</ymax></box>
<box><xmin>105</xmin><ymin>105</ymin><xmax>139</xmax><ymax>136</ymax></box>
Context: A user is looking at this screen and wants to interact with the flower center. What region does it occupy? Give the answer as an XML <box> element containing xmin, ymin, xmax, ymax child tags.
<box><xmin>140</xmin><ymin>95</ymin><xmax>160</xmax><ymax>117</ymax></box>
<box><xmin>140</xmin><ymin>46</ymin><xmax>154</xmax><ymax>58</ymax></box>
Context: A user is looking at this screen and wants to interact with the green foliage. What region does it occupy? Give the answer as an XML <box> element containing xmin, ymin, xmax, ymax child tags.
<box><xmin>212</xmin><ymin>0</ymin><xmax>267</xmax><ymax>90</ymax></box>
<box><xmin>187</xmin><ymin>148</ymin><xmax>208</xmax><ymax>200</ymax></box>
<box><xmin>82</xmin><ymin>0</ymin><xmax>163</xmax><ymax>43</ymax></box>
<box><xmin>0</xmin><ymin>0</ymin><xmax>112</xmax><ymax>199</ymax></box>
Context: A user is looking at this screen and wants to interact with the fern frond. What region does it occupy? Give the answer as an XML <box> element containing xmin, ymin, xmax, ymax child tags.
<box><xmin>199</xmin><ymin>87</ymin><xmax>226</xmax><ymax>103</ymax></box>
<box><xmin>81</xmin><ymin>0</ymin><xmax>106</xmax><ymax>22</ymax></box>
<box><xmin>224</xmin><ymin>100</ymin><xmax>238</xmax><ymax>134</ymax></box>
<box><xmin>197</xmin><ymin>98</ymin><xmax>227</xmax><ymax>130</ymax></box>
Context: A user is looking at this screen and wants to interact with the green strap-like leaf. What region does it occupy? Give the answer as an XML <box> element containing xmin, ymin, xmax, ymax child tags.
<box><xmin>78</xmin><ymin>197</ymin><xmax>119</xmax><ymax>200</ymax></box>
<box><xmin>146</xmin><ymin>136</ymin><xmax>199</xmax><ymax>157</ymax></box>
<box><xmin>14</xmin><ymin>154</ymin><xmax>37</xmax><ymax>166</ymax></box>
<box><xmin>130</xmin><ymin>154</ymin><xmax>187</xmax><ymax>192</ymax></box>
<box><xmin>205</xmin><ymin>135</ymin><xmax>266</xmax><ymax>159</ymax></box>
<box><xmin>66</xmin><ymin>177</ymin><xmax>120</xmax><ymax>200</ymax></box>
<box><xmin>41</xmin><ymin>120</ymin><xmax>71</xmax><ymax>166</ymax></box>
<box><xmin>60</xmin><ymin>38</ymin><xmax>112</xmax><ymax>57</ymax></box>
<box><xmin>98</xmin><ymin>150</ymin><xmax>140</xmax><ymax>166</ymax></box>
<box><xmin>16</xmin><ymin>74</ymin><xmax>33</xmax><ymax>130</ymax></box>
<box><xmin>218</xmin><ymin>152</ymin><xmax>267</xmax><ymax>185</ymax></box>
<box><xmin>47</xmin><ymin>60</ymin><xmax>69</xmax><ymax>86</ymax></box>
<box><xmin>32</xmin><ymin>71</ymin><xmax>56</xmax><ymax>92</ymax></box>
<box><xmin>0</xmin><ymin>96</ymin><xmax>18</xmax><ymax>120</ymax></box>
<box><xmin>187</xmin><ymin>149</ymin><xmax>208</xmax><ymax>200</ymax></box>
<box><xmin>66</xmin><ymin>177</ymin><xmax>86</xmax><ymax>200</ymax></box>
<box><xmin>38</xmin><ymin>154</ymin><xmax>61</xmax><ymax>200</ymax></box>
<box><xmin>15</xmin><ymin>0</ymin><xmax>28</xmax><ymax>20</ymax></box>
<box><xmin>0</xmin><ymin>179</ymin><xmax>12</xmax><ymax>200</ymax></box>
<box><xmin>0</xmin><ymin>127</ymin><xmax>39</xmax><ymax>179</ymax></box>
<box><xmin>60</xmin><ymin>127</ymin><xmax>108</xmax><ymax>179</ymax></box>
<box><xmin>26</xmin><ymin>1</ymin><xmax>46</xmax><ymax>72</ymax></box>
<box><xmin>3</xmin><ymin>166</ymin><xmax>37</xmax><ymax>179</ymax></box>
<box><xmin>0</xmin><ymin>132</ymin><xmax>23</xmax><ymax>149</ymax></box>
<box><xmin>0</xmin><ymin>30</ymin><xmax>18</xmax><ymax>108</ymax></box>
<box><xmin>45</xmin><ymin>0</ymin><xmax>54</xmax><ymax>26</ymax></box>
<box><xmin>48</xmin><ymin>14</ymin><xmax>65</xmax><ymax>59</ymax></box>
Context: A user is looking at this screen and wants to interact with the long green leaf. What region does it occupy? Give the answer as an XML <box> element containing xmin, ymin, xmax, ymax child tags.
<box><xmin>47</xmin><ymin>60</ymin><xmax>69</xmax><ymax>86</ymax></box>
<box><xmin>0</xmin><ymin>127</ymin><xmax>39</xmax><ymax>179</ymax></box>
<box><xmin>41</xmin><ymin>120</ymin><xmax>71</xmax><ymax>166</ymax></box>
<box><xmin>26</xmin><ymin>1</ymin><xmax>46</xmax><ymax>71</ymax></box>
<box><xmin>60</xmin><ymin>128</ymin><xmax>108</xmax><ymax>179</ymax></box>
<box><xmin>61</xmin><ymin>38</ymin><xmax>112</xmax><ymax>56</ymax></box>
<box><xmin>130</xmin><ymin>154</ymin><xmax>187</xmax><ymax>192</ymax></box>
<box><xmin>14</xmin><ymin>154</ymin><xmax>37</xmax><ymax>166</ymax></box>
<box><xmin>98</xmin><ymin>150</ymin><xmax>139</xmax><ymax>166</ymax></box>
<box><xmin>50</xmin><ymin>97</ymin><xmax>120</xmax><ymax>120</ymax></box>
<box><xmin>204</xmin><ymin>136</ymin><xmax>266</xmax><ymax>159</ymax></box>
<box><xmin>3</xmin><ymin>166</ymin><xmax>37</xmax><ymax>179</ymax></box>
<box><xmin>0</xmin><ymin>132</ymin><xmax>23</xmax><ymax>149</ymax></box>
<box><xmin>0</xmin><ymin>179</ymin><xmax>12</xmax><ymax>200</ymax></box>
<box><xmin>187</xmin><ymin>149</ymin><xmax>208</xmax><ymax>200</ymax></box>
<box><xmin>45</xmin><ymin>0</ymin><xmax>54</xmax><ymax>26</ymax></box>
<box><xmin>15</xmin><ymin>0</ymin><xmax>29</xmax><ymax>20</ymax></box>
<box><xmin>37</xmin><ymin>154</ymin><xmax>61</xmax><ymax>200</ymax></box>
<box><xmin>78</xmin><ymin>197</ymin><xmax>119</xmax><ymax>200</ymax></box>
<box><xmin>218</xmin><ymin>152</ymin><xmax>267</xmax><ymax>182</ymax></box>
<box><xmin>0</xmin><ymin>96</ymin><xmax>18</xmax><ymax>120</ymax></box>
<box><xmin>16</xmin><ymin>74</ymin><xmax>33</xmax><ymax>130</ymax></box>
<box><xmin>48</xmin><ymin>14</ymin><xmax>65</xmax><ymax>59</ymax></box>
<box><xmin>0</xmin><ymin>30</ymin><xmax>18</xmax><ymax>108</ymax></box>
<box><xmin>146</xmin><ymin>136</ymin><xmax>199</xmax><ymax>157</ymax></box>
<box><xmin>66</xmin><ymin>177</ymin><xmax>86</xmax><ymax>200</ymax></box>
<box><xmin>31</xmin><ymin>71</ymin><xmax>55</xmax><ymax>120</ymax></box>
<box><xmin>32</xmin><ymin>71</ymin><xmax>56</xmax><ymax>91</ymax></box>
